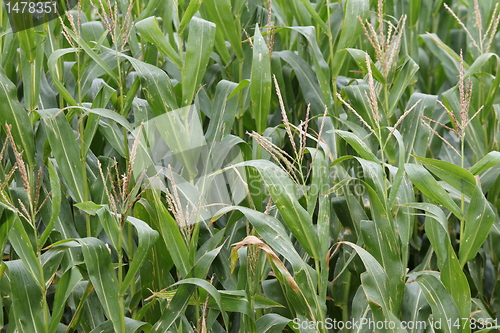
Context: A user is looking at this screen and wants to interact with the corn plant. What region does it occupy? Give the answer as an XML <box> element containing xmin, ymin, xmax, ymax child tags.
<box><xmin>0</xmin><ymin>0</ymin><xmax>500</xmax><ymax>332</ymax></box>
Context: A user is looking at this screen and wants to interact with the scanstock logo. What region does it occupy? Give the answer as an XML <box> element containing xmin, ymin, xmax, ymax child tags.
<box><xmin>131</xmin><ymin>106</ymin><xmax>247</xmax><ymax>226</ymax></box>
<box><xmin>3</xmin><ymin>0</ymin><xmax>78</xmax><ymax>32</ymax></box>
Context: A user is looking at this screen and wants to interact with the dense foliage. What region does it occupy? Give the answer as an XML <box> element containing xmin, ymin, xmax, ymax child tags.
<box><xmin>1</xmin><ymin>0</ymin><xmax>500</xmax><ymax>332</ymax></box>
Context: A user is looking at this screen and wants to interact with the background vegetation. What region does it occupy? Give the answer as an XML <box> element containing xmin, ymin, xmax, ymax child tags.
<box><xmin>0</xmin><ymin>0</ymin><xmax>500</xmax><ymax>331</ymax></box>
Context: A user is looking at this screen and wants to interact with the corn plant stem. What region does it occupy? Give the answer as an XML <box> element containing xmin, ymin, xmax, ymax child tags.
<box><xmin>246</xmin><ymin>248</ymin><xmax>258</xmax><ymax>333</ymax></box>
<box><xmin>384</xmin><ymin>84</ymin><xmax>390</xmax><ymax>116</ymax></box>
<box><xmin>57</xmin><ymin>37</ymin><xmax>66</xmax><ymax>109</ymax></box>
<box><xmin>326</xmin><ymin>0</ymin><xmax>338</xmax><ymax>119</ymax></box>
<box><xmin>32</xmin><ymin>205</ymin><xmax>50</xmax><ymax>330</ymax></box>
<box><xmin>315</xmin><ymin>258</ymin><xmax>322</xmax><ymax>299</ymax></box>
<box><xmin>237</xmin><ymin>61</ymin><xmax>245</xmax><ymax>139</ymax></box>
<box><xmin>36</xmin><ymin>247</ymin><xmax>50</xmax><ymax>330</ymax></box>
<box><xmin>77</xmin><ymin>49</ymin><xmax>82</xmax><ymax>106</ymax></box>
<box><xmin>460</xmin><ymin>135</ymin><xmax>465</xmax><ymax>245</ymax></box>
<box><xmin>342</xmin><ymin>271</ymin><xmax>351</xmax><ymax>325</ymax></box>
<box><xmin>312</xmin><ymin>256</ymin><xmax>327</xmax><ymax>333</ymax></box>
<box><xmin>23</xmin><ymin>164</ymin><xmax>50</xmax><ymax>330</ymax></box>
<box><xmin>117</xmin><ymin>214</ymin><xmax>126</xmax><ymax>333</ymax></box>
<box><xmin>71</xmin><ymin>39</ymin><xmax>92</xmax><ymax>238</ymax></box>
<box><xmin>178</xmin><ymin>32</ymin><xmax>184</xmax><ymax>65</ymax></box>
<box><xmin>256</xmin><ymin>251</ymin><xmax>267</xmax><ymax>321</ymax></box>
<box><xmin>116</xmin><ymin>50</ymin><xmax>125</xmax><ymax>116</ymax></box>
<box><xmin>319</xmin><ymin>259</ymin><xmax>329</xmax><ymax>304</ymax></box>
<box><xmin>194</xmin><ymin>290</ymin><xmax>201</xmax><ymax>331</ymax></box>
<box><xmin>0</xmin><ymin>4</ymin><xmax>3</xmax><ymax>53</ymax></box>
<box><xmin>127</xmin><ymin>222</ymin><xmax>135</xmax><ymax>310</ymax></box>
<box><xmin>377</xmin><ymin>126</ymin><xmax>389</xmax><ymax>207</ymax></box>
<box><xmin>27</xmin><ymin>61</ymin><xmax>36</xmax><ymax>111</ymax></box>
<box><xmin>114</xmin><ymin>30</ymin><xmax>131</xmax><ymax>317</ymax></box>
<box><xmin>134</xmin><ymin>0</ymin><xmax>141</xmax><ymax>19</ymax></box>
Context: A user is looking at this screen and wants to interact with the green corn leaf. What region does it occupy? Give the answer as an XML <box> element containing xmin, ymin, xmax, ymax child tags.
<box><xmin>402</xmin><ymin>203</ymin><xmax>449</xmax><ymax>266</ymax></box>
<box><xmin>77</xmin><ymin>237</ymin><xmax>125</xmax><ymax>332</ymax></box>
<box><xmin>135</xmin><ymin>16</ymin><xmax>182</xmax><ymax>68</ymax></box>
<box><xmin>16</xmin><ymin>27</ymin><xmax>37</xmax><ymax>62</ymax></box>
<box><xmin>274</xmin><ymin>0</ymin><xmax>311</xmax><ymax>26</ymax></box>
<box><xmin>405</xmin><ymin>163</ymin><xmax>463</xmax><ymax>219</ymax></box>
<box><xmin>419</xmin><ymin>33</ymin><xmax>463</xmax><ymax>83</ymax></box>
<box><xmin>356</xmin><ymin>158</ymin><xmax>386</xmax><ymax>200</ymax></box>
<box><xmin>66</xmin><ymin>106</ymin><xmax>133</xmax><ymax>132</ymax></box>
<box><xmin>20</xmin><ymin>36</ymin><xmax>44</xmax><ymax>111</ymax></box>
<box><xmin>47</xmin><ymin>48</ymin><xmax>79</xmax><ymax>106</ymax></box>
<box><xmin>415</xmin><ymin>274</ymin><xmax>461</xmax><ymax>333</ymax></box>
<box><xmin>124</xmin><ymin>55</ymin><xmax>179</xmax><ymax>116</ymax></box>
<box><xmin>470</xmin><ymin>151</ymin><xmax>500</xmax><ymax>175</ymax></box>
<box><xmin>98</xmin><ymin>118</ymin><xmax>128</xmax><ymax>157</ymax></box>
<box><xmin>347</xmin><ymin>48</ymin><xmax>386</xmax><ymax>84</ymax></box>
<box><xmin>362</xmin><ymin>183</ymin><xmax>402</xmax><ymax>276</ymax></box>
<box><xmin>152</xmin><ymin>246</ymin><xmax>222</xmax><ymax>332</ymax></box>
<box><xmin>37</xmin><ymin>160</ymin><xmax>61</xmax><ymax>250</ymax></box>
<box><xmin>277</xmin><ymin>50</ymin><xmax>326</xmax><ymax>115</ymax></box>
<box><xmin>151</xmin><ymin>190</ymin><xmax>191</xmax><ymax>278</ymax></box>
<box><xmin>255</xmin><ymin>313</ymin><xmax>291</xmax><ymax>333</ymax></box>
<box><xmin>171</xmin><ymin>278</ymin><xmax>229</xmax><ymax>329</ymax></box>
<box><xmin>440</xmin><ymin>246</ymin><xmax>471</xmax><ymax>331</ymax></box>
<box><xmin>405</xmin><ymin>203</ymin><xmax>471</xmax><ymax>326</ymax></box>
<box><xmin>387</xmin><ymin>128</ymin><xmax>407</xmax><ymax>208</ymax></box>
<box><xmin>152</xmin><ymin>105</ymin><xmax>204</xmax><ymax>179</ymax></box>
<box><xmin>250</xmin><ymin>25</ymin><xmax>272</xmax><ymax>133</ymax></box>
<box><xmin>212</xmin><ymin>206</ymin><xmax>311</xmax><ymax>275</ymax></box>
<box><xmin>335</xmin><ymin>0</ymin><xmax>369</xmax><ymax>51</ymax></box>
<box><xmin>291</xmin><ymin>26</ymin><xmax>332</xmax><ymax>107</ymax></box>
<box><xmin>459</xmin><ymin>186</ymin><xmax>495</xmax><ymax>266</ymax></box>
<box><xmin>205</xmin><ymin>80</ymin><xmax>240</xmax><ymax>142</ymax></box>
<box><xmin>229</xmin><ymin>160</ymin><xmax>320</xmax><ymax>260</ymax></box>
<box><xmin>388</xmin><ymin>57</ymin><xmax>419</xmax><ymax>117</ymax></box>
<box><xmin>96</xmin><ymin>208</ymin><xmax>121</xmax><ymax>259</ymax></box>
<box><xmin>342</xmin><ymin>83</ymin><xmax>380</xmax><ymax>130</ymax></box>
<box><xmin>48</xmin><ymin>267</ymin><xmax>82</xmax><ymax>333</ymax></box>
<box><xmin>296</xmin><ymin>0</ymin><xmax>329</xmax><ymax>35</ymax></box>
<box><xmin>332</xmin><ymin>0</ymin><xmax>370</xmax><ymax>77</ymax></box>
<box><xmin>0</xmin><ymin>66</ymin><xmax>35</xmax><ymax>166</ymax></box>
<box><xmin>202</xmin><ymin>0</ymin><xmax>244</xmax><ymax>61</ymax></box>
<box><xmin>37</xmin><ymin>109</ymin><xmax>85</xmax><ymax>203</ymax></box>
<box><xmin>330</xmin><ymin>130</ymin><xmax>379</xmax><ymax>163</ymax></box>
<box><xmin>182</xmin><ymin>17</ymin><xmax>216</xmax><ymax>106</ymax></box>
<box><xmin>211</xmin><ymin>25</ymin><xmax>232</xmax><ymax>64</ymax></box>
<box><xmin>64</xmin><ymin>29</ymin><xmax>120</xmax><ymax>85</ymax></box>
<box><xmin>89</xmin><ymin>317</ymin><xmax>152</xmax><ymax>333</ymax></box>
<box><xmin>0</xmin><ymin>209</ymin><xmax>17</xmax><ymax>259</ymax></box>
<box><xmin>399</xmin><ymin>93</ymin><xmax>437</xmax><ymax>159</ymax></box>
<box><xmin>48</xmin><ymin>49</ymin><xmax>78</xmax><ymax>105</ymax></box>
<box><xmin>74</xmin><ymin>201</ymin><xmax>104</xmax><ymax>216</ymax></box>
<box><xmin>361</xmin><ymin>182</ymin><xmax>405</xmax><ymax>312</ymax></box>
<box><xmin>139</xmin><ymin>0</ymin><xmax>163</xmax><ymax>18</ymax></box>
<box><xmin>8</xmin><ymin>219</ymin><xmax>44</xmax><ymax>288</ymax></box>
<box><xmin>178</xmin><ymin>0</ymin><xmax>203</xmax><ymax>35</ymax></box>
<box><xmin>409</xmin><ymin>0</ymin><xmax>421</xmax><ymax>28</ymax></box>
<box><xmin>120</xmin><ymin>216</ymin><xmax>159</xmax><ymax>295</ymax></box>
<box><xmin>341</xmin><ymin>242</ymin><xmax>394</xmax><ymax>313</ymax></box>
<box><xmin>307</xmin><ymin>148</ymin><xmax>331</xmax><ymax>272</ymax></box>
<box><xmin>212</xmin><ymin>206</ymin><xmax>320</xmax><ymax>320</ymax></box>
<box><xmin>415</xmin><ymin>156</ymin><xmax>477</xmax><ymax>197</ymax></box>
<box><xmin>4</xmin><ymin>260</ymin><xmax>46</xmax><ymax>333</ymax></box>
<box><xmin>464</xmin><ymin>53</ymin><xmax>499</xmax><ymax>79</ymax></box>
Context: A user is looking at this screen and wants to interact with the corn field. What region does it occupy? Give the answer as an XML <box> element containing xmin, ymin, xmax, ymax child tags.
<box><xmin>0</xmin><ymin>0</ymin><xmax>500</xmax><ymax>331</ymax></box>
